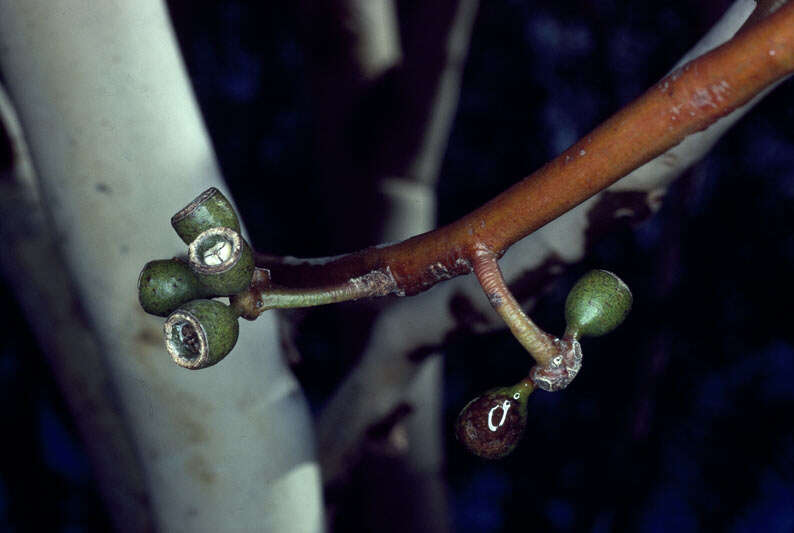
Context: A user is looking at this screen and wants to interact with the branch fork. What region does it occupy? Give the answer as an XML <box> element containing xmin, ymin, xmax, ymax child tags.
<box><xmin>471</xmin><ymin>248</ymin><xmax>584</xmax><ymax>392</ymax></box>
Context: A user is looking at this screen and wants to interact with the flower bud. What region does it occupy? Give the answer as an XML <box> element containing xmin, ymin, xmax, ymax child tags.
<box><xmin>138</xmin><ymin>259</ymin><xmax>202</xmax><ymax>317</ymax></box>
<box><xmin>164</xmin><ymin>299</ymin><xmax>240</xmax><ymax>369</ymax></box>
<box><xmin>188</xmin><ymin>227</ymin><xmax>254</xmax><ymax>296</ymax></box>
<box><xmin>564</xmin><ymin>269</ymin><xmax>632</xmax><ymax>339</ymax></box>
<box><xmin>171</xmin><ymin>187</ymin><xmax>241</xmax><ymax>245</ymax></box>
<box><xmin>455</xmin><ymin>381</ymin><xmax>533</xmax><ymax>459</ymax></box>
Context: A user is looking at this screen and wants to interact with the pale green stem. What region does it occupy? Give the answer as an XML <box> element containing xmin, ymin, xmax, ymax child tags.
<box><xmin>233</xmin><ymin>266</ymin><xmax>399</xmax><ymax>318</ymax></box>
<box><xmin>257</xmin><ymin>283</ymin><xmax>374</xmax><ymax>310</ymax></box>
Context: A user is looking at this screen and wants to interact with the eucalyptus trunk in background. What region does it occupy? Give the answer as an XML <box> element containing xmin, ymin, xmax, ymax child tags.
<box><xmin>0</xmin><ymin>2</ymin><xmax>323</xmax><ymax>532</ymax></box>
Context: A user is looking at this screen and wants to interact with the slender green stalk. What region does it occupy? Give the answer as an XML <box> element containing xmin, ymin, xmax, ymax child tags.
<box><xmin>258</xmin><ymin>282</ymin><xmax>381</xmax><ymax>310</ymax></box>
<box><xmin>230</xmin><ymin>267</ymin><xmax>398</xmax><ymax>319</ymax></box>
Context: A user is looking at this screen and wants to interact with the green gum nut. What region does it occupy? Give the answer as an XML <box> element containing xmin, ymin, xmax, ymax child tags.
<box><xmin>164</xmin><ymin>299</ymin><xmax>240</xmax><ymax>369</ymax></box>
<box><xmin>188</xmin><ymin>227</ymin><xmax>255</xmax><ymax>296</ymax></box>
<box><xmin>564</xmin><ymin>269</ymin><xmax>632</xmax><ymax>340</ymax></box>
<box><xmin>171</xmin><ymin>187</ymin><xmax>241</xmax><ymax>245</ymax></box>
<box><xmin>138</xmin><ymin>259</ymin><xmax>203</xmax><ymax>317</ymax></box>
<box><xmin>455</xmin><ymin>380</ymin><xmax>534</xmax><ymax>459</ymax></box>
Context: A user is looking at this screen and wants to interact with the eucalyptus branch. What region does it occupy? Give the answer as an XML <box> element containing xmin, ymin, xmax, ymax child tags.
<box><xmin>315</xmin><ymin>0</ymin><xmax>793</xmax><ymax>471</ymax></box>
<box><xmin>133</xmin><ymin>2</ymin><xmax>794</xmax><ymax>466</ymax></box>
<box><xmin>233</xmin><ymin>2</ymin><xmax>794</xmax><ymax>308</ymax></box>
<box><xmin>141</xmin><ymin>3</ymin><xmax>794</xmax><ymax>372</ymax></box>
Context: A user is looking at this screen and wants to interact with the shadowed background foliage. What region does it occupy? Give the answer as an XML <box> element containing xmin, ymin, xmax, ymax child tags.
<box><xmin>1</xmin><ymin>0</ymin><xmax>793</xmax><ymax>531</ymax></box>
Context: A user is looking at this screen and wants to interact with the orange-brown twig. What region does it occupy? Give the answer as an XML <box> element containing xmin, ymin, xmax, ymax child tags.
<box><xmin>233</xmin><ymin>3</ymin><xmax>794</xmax><ymax>319</ymax></box>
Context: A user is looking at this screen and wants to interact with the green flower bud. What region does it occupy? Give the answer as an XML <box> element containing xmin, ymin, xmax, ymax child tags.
<box><xmin>564</xmin><ymin>269</ymin><xmax>632</xmax><ymax>340</ymax></box>
<box><xmin>188</xmin><ymin>227</ymin><xmax>254</xmax><ymax>296</ymax></box>
<box><xmin>171</xmin><ymin>187</ymin><xmax>241</xmax><ymax>245</ymax></box>
<box><xmin>138</xmin><ymin>259</ymin><xmax>202</xmax><ymax>317</ymax></box>
<box><xmin>164</xmin><ymin>299</ymin><xmax>240</xmax><ymax>369</ymax></box>
<box><xmin>455</xmin><ymin>380</ymin><xmax>533</xmax><ymax>459</ymax></box>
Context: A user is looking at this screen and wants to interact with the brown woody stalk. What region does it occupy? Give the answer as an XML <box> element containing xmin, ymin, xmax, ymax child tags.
<box><xmin>471</xmin><ymin>248</ymin><xmax>558</xmax><ymax>365</ymax></box>
<box><xmin>235</xmin><ymin>3</ymin><xmax>794</xmax><ymax>318</ymax></box>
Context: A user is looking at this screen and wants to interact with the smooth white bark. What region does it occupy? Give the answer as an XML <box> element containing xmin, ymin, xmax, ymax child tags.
<box><xmin>0</xmin><ymin>2</ymin><xmax>322</xmax><ymax>531</ymax></box>
<box><xmin>316</xmin><ymin>9</ymin><xmax>479</xmax><ymax>525</ymax></box>
<box><xmin>0</xmin><ymin>79</ymin><xmax>154</xmax><ymax>532</ymax></box>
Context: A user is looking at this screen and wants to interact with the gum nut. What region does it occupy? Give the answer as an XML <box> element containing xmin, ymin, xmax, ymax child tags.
<box><xmin>565</xmin><ymin>269</ymin><xmax>632</xmax><ymax>338</ymax></box>
<box><xmin>455</xmin><ymin>384</ymin><xmax>531</xmax><ymax>459</ymax></box>
<box><xmin>171</xmin><ymin>187</ymin><xmax>241</xmax><ymax>244</ymax></box>
<box><xmin>163</xmin><ymin>299</ymin><xmax>240</xmax><ymax>369</ymax></box>
<box><xmin>138</xmin><ymin>259</ymin><xmax>202</xmax><ymax>317</ymax></box>
<box><xmin>188</xmin><ymin>227</ymin><xmax>254</xmax><ymax>296</ymax></box>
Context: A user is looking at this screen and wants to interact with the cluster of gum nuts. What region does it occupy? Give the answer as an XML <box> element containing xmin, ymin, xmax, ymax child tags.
<box><xmin>138</xmin><ymin>190</ymin><xmax>633</xmax><ymax>460</ymax></box>
<box><xmin>137</xmin><ymin>188</ymin><xmax>254</xmax><ymax>369</ymax></box>
<box><xmin>455</xmin><ymin>269</ymin><xmax>633</xmax><ymax>459</ymax></box>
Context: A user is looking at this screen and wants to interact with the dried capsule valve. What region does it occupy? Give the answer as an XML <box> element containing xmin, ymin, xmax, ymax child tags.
<box><xmin>164</xmin><ymin>299</ymin><xmax>240</xmax><ymax>369</ymax></box>
<box><xmin>188</xmin><ymin>227</ymin><xmax>254</xmax><ymax>295</ymax></box>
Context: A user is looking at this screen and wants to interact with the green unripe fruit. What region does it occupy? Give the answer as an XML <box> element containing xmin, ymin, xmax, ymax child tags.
<box><xmin>564</xmin><ymin>269</ymin><xmax>632</xmax><ymax>339</ymax></box>
<box><xmin>171</xmin><ymin>187</ymin><xmax>241</xmax><ymax>245</ymax></box>
<box><xmin>138</xmin><ymin>259</ymin><xmax>202</xmax><ymax>317</ymax></box>
<box><xmin>455</xmin><ymin>380</ymin><xmax>533</xmax><ymax>459</ymax></box>
<box><xmin>188</xmin><ymin>227</ymin><xmax>255</xmax><ymax>296</ymax></box>
<box><xmin>164</xmin><ymin>299</ymin><xmax>240</xmax><ymax>369</ymax></box>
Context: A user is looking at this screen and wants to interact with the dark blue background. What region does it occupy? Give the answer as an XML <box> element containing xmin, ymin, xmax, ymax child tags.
<box><xmin>1</xmin><ymin>1</ymin><xmax>792</xmax><ymax>531</ymax></box>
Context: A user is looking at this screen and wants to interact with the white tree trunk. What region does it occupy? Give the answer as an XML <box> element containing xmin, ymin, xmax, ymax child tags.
<box><xmin>0</xmin><ymin>2</ymin><xmax>323</xmax><ymax>531</ymax></box>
